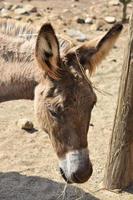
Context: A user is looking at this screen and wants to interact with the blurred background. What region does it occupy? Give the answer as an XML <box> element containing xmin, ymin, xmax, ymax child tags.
<box><xmin>0</xmin><ymin>0</ymin><xmax>132</xmax><ymax>43</ymax></box>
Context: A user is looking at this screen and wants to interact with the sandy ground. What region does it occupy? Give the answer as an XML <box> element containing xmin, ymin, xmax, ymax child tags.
<box><xmin>0</xmin><ymin>0</ymin><xmax>133</xmax><ymax>199</ymax></box>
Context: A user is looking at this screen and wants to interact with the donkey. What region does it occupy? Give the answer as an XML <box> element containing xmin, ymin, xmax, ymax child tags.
<box><xmin>0</xmin><ymin>19</ymin><xmax>123</xmax><ymax>183</ymax></box>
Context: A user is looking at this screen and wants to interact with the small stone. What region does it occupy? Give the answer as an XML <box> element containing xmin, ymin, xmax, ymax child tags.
<box><xmin>0</xmin><ymin>8</ymin><xmax>12</xmax><ymax>18</ymax></box>
<box><xmin>85</xmin><ymin>17</ymin><xmax>93</xmax><ymax>24</ymax></box>
<box><xmin>15</xmin><ymin>8</ymin><xmax>29</xmax><ymax>15</ymax></box>
<box><xmin>14</xmin><ymin>5</ymin><xmax>37</xmax><ymax>15</ymax></box>
<box><xmin>67</xmin><ymin>29</ymin><xmax>87</xmax><ymax>42</ymax></box>
<box><xmin>76</xmin><ymin>18</ymin><xmax>85</xmax><ymax>24</ymax></box>
<box><xmin>17</xmin><ymin>118</ymin><xmax>34</xmax><ymax>131</ymax></box>
<box><xmin>104</xmin><ymin>16</ymin><xmax>116</xmax><ymax>24</ymax></box>
<box><xmin>46</xmin><ymin>7</ymin><xmax>53</xmax><ymax>11</ymax></box>
<box><xmin>111</xmin><ymin>189</ymin><xmax>122</xmax><ymax>193</ymax></box>
<box><xmin>71</xmin><ymin>4</ymin><xmax>77</xmax><ymax>8</ymax></box>
<box><xmin>36</xmin><ymin>12</ymin><xmax>42</xmax><ymax>17</ymax></box>
<box><xmin>62</xmin><ymin>9</ymin><xmax>69</xmax><ymax>14</ymax></box>
<box><xmin>1</xmin><ymin>8</ymin><xmax>8</xmax><ymax>14</ymax></box>
<box><xmin>23</xmin><ymin>4</ymin><xmax>37</xmax><ymax>13</ymax></box>
<box><xmin>27</xmin><ymin>18</ymin><xmax>33</xmax><ymax>23</ymax></box>
<box><xmin>112</xmin><ymin>59</ymin><xmax>117</xmax><ymax>62</ymax></box>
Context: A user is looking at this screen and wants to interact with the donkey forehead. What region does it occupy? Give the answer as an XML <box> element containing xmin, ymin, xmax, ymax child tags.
<box><xmin>45</xmin><ymin>79</ymin><xmax>97</xmax><ymax>107</ymax></box>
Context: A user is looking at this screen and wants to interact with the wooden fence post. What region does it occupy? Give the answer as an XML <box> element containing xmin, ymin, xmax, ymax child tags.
<box><xmin>104</xmin><ymin>11</ymin><xmax>133</xmax><ymax>190</ymax></box>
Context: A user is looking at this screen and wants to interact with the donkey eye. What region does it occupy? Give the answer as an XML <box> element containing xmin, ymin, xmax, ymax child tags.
<box><xmin>48</xmin><ymin>106</ymin><xmax>63</xmax><ymax>120</ymax></box>
<box><xmin>49</xmin><ymin>109</ymin><xmax>58</xmax><ymax>118</ymax></box>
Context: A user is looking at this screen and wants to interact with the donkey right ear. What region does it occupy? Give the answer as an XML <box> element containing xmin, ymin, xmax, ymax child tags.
<box><xmin>35</xmin><ymin>23</ymin><xmax>62</xmax><ymax>80</ymax></box>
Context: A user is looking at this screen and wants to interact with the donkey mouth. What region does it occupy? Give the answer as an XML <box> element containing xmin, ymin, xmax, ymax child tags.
<box><xmin>59</xmin><ymin>148</ymin><xmax>93</xmax><ymax>184</ymax></box>
<box><xmin>60</xmin><ymin>165</ymin><xmax>93</xmax><ymax>184</ymax></box>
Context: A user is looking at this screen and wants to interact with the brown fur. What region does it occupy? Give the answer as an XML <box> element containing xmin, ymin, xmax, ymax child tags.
<box><xmin>0</xmin><ymin>19</ymin><xmax>123</xmax><ymax>159</ymax></box>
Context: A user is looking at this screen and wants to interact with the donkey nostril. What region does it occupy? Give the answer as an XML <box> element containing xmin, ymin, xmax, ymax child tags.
<box><xmin>72</xmin><ymin>173</ymin><xmax>82</xmax><ymax>183</ymax></box>
<box><xmin>72</xmin><ymin>164</ymin><xmax>93</xmax><ymax>183</ymax></box>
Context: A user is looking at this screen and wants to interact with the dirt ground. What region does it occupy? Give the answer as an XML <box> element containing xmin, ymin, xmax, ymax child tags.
<box><xmin>0</xmin><ymin>0</ymin><xmax>133</xmax><ymax>199</ymax></box>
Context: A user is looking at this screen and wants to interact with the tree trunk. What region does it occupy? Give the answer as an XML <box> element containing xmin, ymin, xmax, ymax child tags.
<box><xmin>122</xmin><ymin>3</ymin><xmax>127</xmax><ymax>22</ymax></box>
<box><xmin>104</xmin><ymin>11</ymin><xmax>133</xmax><ymax>190</ymax></box>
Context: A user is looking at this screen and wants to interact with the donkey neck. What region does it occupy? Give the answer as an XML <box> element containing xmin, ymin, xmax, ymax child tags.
<box><xmin>0</xmin><ymin>58</ymin><xmax>43</xmax><ymax>102</ymax></box>
<box><xmin>0</xmin><ymin>34</ymin><xmax>42</xmax><ymax>102</ymax></box>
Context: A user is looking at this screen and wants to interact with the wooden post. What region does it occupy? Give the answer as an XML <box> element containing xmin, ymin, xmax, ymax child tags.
<box><xmin>104</xmin><ymin>11</ymin><xmax>133</xmax><ymax>190</ymax></box>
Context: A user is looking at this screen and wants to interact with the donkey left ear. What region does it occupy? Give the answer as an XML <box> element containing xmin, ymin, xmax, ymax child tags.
<box><xmin>35</xmin><ymin>23</ymin><xmax>62</xmax><ymax>80</ymax></box>
<box><xmin>73</xmin><ymin>23</ymin><xmax>123</xmax><ymax>75</ymax></box>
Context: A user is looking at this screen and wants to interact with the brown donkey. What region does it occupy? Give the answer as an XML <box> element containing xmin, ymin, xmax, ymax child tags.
<box><xmin>0</xmin><ymin>20</ymin><xmax>123</xmax><ymax>183</ymax></box>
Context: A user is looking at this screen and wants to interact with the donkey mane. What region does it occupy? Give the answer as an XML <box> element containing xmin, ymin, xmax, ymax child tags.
<box><xmin>0</xmin><ymin>19</ymin><xmax>36</xmax><ymax>40</ymax></box>
<box><xmin>0</xmin><ymin>19</ymin><xmax>73</xmax><ymax>61</ymax></box>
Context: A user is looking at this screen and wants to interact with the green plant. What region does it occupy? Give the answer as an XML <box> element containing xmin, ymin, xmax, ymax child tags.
<box><xmin>119</xmin><ymin>0</ymin><xmax>132</xmax><ymax>22</ymax></box>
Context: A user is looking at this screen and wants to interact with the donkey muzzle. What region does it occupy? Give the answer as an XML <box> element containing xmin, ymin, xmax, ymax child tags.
<box><xmin>59</xmin><ymin>148</ymin><xmax>93</xmax><ymax>184</ymax></box>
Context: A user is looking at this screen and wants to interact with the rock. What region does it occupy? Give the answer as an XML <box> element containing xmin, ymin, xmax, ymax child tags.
<box><xmin>77</xmin><ymin>35</ymin><xmax>87</xmax><ymax>42</ymax></box>
<box><xmin>23</xmin><ymin>4</ymin><xmax>37</xmax><ymax>12</ymax></box>
<box><xmin>17</xmin><ymin>118</ymin><xmax>34</xmax><ymax>131</ymax></box>
<box><xmin>104</xmin><ymin>16</ymin><xmax>116</xmax><ymax>24</ymax></box>
<box><xmin>62</xmin><ymin>9</ymin><xmax>69</xmax><ymax>14</ymax></box>
<box><xmin>46</xmin><ymin>7</ymin><xmax>53</xmax><ymax>11</ymax></box>
<box><xmin>108</xmin><ymin>0</ymin><xmax>120</xmax><ymax>6</ymax></box>
<box><xmin>85</xmin><ymin>17</ymin><xmax>93</xmax><ymax>24</ymax></box>
<box><xmin>71</xmin><ymin>4</ymin><xmax>77</xmax><ymax>8</ymax></box>
<box><xmin>36</xmin><ymin>12</ymin><xmax>42</xmax><ymax>17</ymax></box>
<box><xmin>1</xmin><ymin>8</ymin><xmax>8</xmax><ymax>14</ymax></box>
<box><xmin>14</xmin><ymin>4</ymin><xmax>37</xmax><ymax>15</ymax></box>
<box><xmin>76</xmin><ymin>18</ymin><xmax>85</xmax><ymax>24</ymax></box>
<box><xmin>0</xmin><ymin>8</ymin><xmax>12</xmax><ymax>18</ymax></box>
<box><xmin>14</xmin><ymin>8</ymin><xmax>29</xmax><ymax>15</ymax></box>
<box><xmin>112</xmin><ymin>59</ymin><xmax>117</xmax><ymax>62</ymax></box>
<box><xmin>27</xmin><ymin>18</ymin><xmax>33</xmax><ymax>23</ymax></box>
<box><xmin>111</xmin><ymin>189</ymin><xmax>122</xmax><ymax>193</ymax></box>
<box><xmin>67</xmin><ymin>29</ymin><xmax>87</xmax><ymax>42</ymax></box>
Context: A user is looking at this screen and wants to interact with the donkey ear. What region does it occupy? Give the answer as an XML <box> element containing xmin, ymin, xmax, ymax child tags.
<box><xmin>75</xmin><ymin>23</ymin><xmax>123</xmax><ymax>75</ymax></box>
<box><xmin>35</xmin><ymin>23</ymin><xmax>62</xmax><ymax>80</ymax></box>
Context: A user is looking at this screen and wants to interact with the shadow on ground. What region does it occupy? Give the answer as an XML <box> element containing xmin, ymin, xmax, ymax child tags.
<box><xmin>0</xmin><ymin>172</ymin><xmax>99</xmax><ymax>200</ymax></box>
<box><xmin>125</xmin><ymin>184</ymin><xmax>133</xmax><ymax>194</ymax></box>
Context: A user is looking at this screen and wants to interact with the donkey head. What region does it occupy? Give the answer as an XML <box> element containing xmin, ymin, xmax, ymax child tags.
<box><xmin>34</xmin><ymin>23</ymin><xmax>123</xmax><ymax>183</ymax></box>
